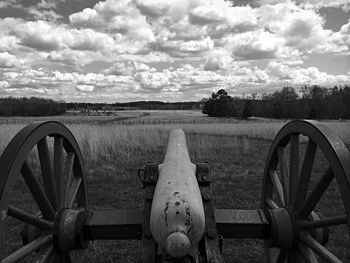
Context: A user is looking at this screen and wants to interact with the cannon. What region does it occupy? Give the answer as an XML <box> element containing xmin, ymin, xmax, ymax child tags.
<box><xmin>0</xmin><ymin>119</ymin><xmax>349</xmax><ymax>262</ymax></box>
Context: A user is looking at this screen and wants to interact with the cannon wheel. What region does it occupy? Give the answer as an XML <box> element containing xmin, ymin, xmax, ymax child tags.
<box><xmin>0</xmin><ymin>121</ymin><xmax>88</xmax><ymax>262</ymax></box>
<box><xmin>262</xmin><ymin>120</ymin><xmax>350</xmax><ymax>262</ymax></box>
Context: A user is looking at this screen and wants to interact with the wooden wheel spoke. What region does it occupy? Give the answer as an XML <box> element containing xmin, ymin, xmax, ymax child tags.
<box><xmin>54</xmin><ymin>252</ymin><xmax>72</xmax><ymax>263</ymax></box>
<box><xmin>69</xmin><ymin>250</ymin><xmax>85</xmax><ymax>263</ymax></box>
<box><xmin>37</xmin><ymin>138</ymin><xmax>59</xmax><ymax>210</ymax></box>
<box><xmin>298</xmin><ymin>215</ymin><xmax>347</xmax><ymax>230</ymax></box>
<box><xmin>21</xmin><ymin>161</ymin><xmax>55</xmax><ymax>220</ymax></box>
<box><xmin>2</xmin><ymin>235</ymin><xmax>52</xmax><ymax>263</ymax></box>
<box><xmin>293</xmin><ymin>251</ymin><xmax>305</xmax><ymax>263</ymax></box>
<box><xmin>297</xmin><ymin>168</ymin><xmax>334</xmax><ymax>219</ymax></box>
<box><xmin>267</xmin><ymin>248</ymin><xmax>279</xmax><ymax>261</ymax></box>
<box><xmin>265</xmin><ymin>198</ymin><xmax>280</xmax><ymax>209</ymax></box>
<box><xmin>269</xmin><ymin>170</ymin><xmax>285</xmax><ymax>206</ymax></box>
<box><xmin>277</xmin><ymin>147</ymin><xmax>289</xmax><ymax>205</ymax></box>
<box><xmin>64</xmin><ymin>252</ymin><xmax>72</xmax><ymax>263</ymax></box>
<box><xmin>276</xmin><ymin>250</ymin><xmax>288</xmax><ymax>263</ymax></box>
<box><xmin>65</xmin><ymin>177</ymin><xmax>82</xmax><ymax>208</ymax></box>
<box><xmin>7</xmin><ymin>205</ymin><xmax>53</xmax><ymax>230</ymax></box>
<box><xmin>34</xmin><ymin>245</ymin><xmax>54</xmax><ymax>263</ymax></box>
<box><xmin>54</xmin><ymin>136</ymin><xmax>64</xmax><ymax>208</ymax></box>
<box><xmin>295</xmin><ymin>139</ymin><xmax>317</xmax><ymax>210</ymax></box>
<box><xmin>289</xmin><ymin>134</ymin><xmax>299</xmax><ymax>208</ymax></box>
<box><xmin>300</xmin><ymin>232</ymin><xmax>342</xmax><ymax>263</ymax></box>
<box><xmin>298</xmin><ymin>244</ymin><xmax>318</xmax><ymax>263</ymax></box>
<box><xmin>63</xmin><ymin>153</ymin><xmax>75</xmax><ymax>207</ymax></box>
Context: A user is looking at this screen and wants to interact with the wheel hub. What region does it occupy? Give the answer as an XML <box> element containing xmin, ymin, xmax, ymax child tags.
<box><xmin>53</xmin><ymin>208</ymin><xmax>89</xmax><ymax>252</ymax></box>
<box><xmin>267</xmin><ymin>208</ymin><xmax>330</xmax><ymax>250</ymax></box>
<box><xmin>267</xmin><ymin>207</ymin><xmax>297</xmax><ymax>250</ymax></box>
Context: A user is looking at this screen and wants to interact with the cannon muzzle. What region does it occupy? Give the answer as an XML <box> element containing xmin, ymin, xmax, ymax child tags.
<box><xmin>150</xmin><ymin>129</ymin><xmax>205</xmax><ymax>258</ymax></box>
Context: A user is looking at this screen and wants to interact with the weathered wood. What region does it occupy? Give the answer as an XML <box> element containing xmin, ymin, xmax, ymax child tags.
<box><xmin>83</xmin><ymin>210</ymin><xmax>142</xmax><ymax>240</ymax></box>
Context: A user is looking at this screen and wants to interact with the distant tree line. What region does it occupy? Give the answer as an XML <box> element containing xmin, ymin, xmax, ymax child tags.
<box><xmin>66</xmin><ymin>101</ymin><xmax>202</xmax><ymax>111</ymax></box>
<box><xmin>202</xmin><ymin>85</ymin><xmax>350</xmax><ymax>119</ymax></box>
<box><xmin>0</xmin><ymin>97</ymin><xmax>66</xmax><ymax>116</ymax></box>
<box><xmin>0</xmin><ymin>98</ymin><xmax>202</xmax><ymax>117</ymax></box>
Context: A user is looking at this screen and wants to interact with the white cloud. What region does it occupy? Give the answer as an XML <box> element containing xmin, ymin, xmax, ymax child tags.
<box><xmin>298</xmin><ymin>0</ymin><xmax>350</xmax><ymax>11</ymax></box>
<box><xmin>0</xmin><ymin>80</ymin><xmax>9</xmax><ymax>89</ymax></box>
<box><xmin>180</xmin><ymin>37</ymin><xmax>214</xmax><ymax>52</ymax></box>
<box><xmin>0</xmin><ymin>35</ymin><xmax>18</xmax><ymax>52</ymax></box>
<box><xmin>256</xmin><ymin>0</ymin><xmax>350</xmax><ymax>11</ymax></box>
<box><xmin>135</xmin><ymin>0</ymin><xmax>171</xmax><ymax>18</ymax></box>
<box><xmin>0</xmin><ymin>0</ymin><xmax>22</xmax><ymax>9</ymax></box>
<box><xmin>190</xmin><ymin>4</ymin><xmax>258</xmax><ymax>38</ymax></box>
<box><xmin>151</xmin><ymin>37</ymin><xmax>214</xmax><ymax>58</ymax></box>
<box><xmin>37</xmin><ymin>0</ymin><xmax>59</xmax><ymax>9</ymax></box>
<box><xmin>69</xmin><ymin>8</ymin><xmax>103</xmax><ymax>28</ymax></box>
<box><xmin>64</xmin><ymin>29</ymin><xmax>116</xmax><ymax>51</ymax></box>
<box><xmin>223</xmin><ymin>30</ymin><xmax>296</xmax><ymax>60</ymax></box>
<box><xmin>256</xmin><ymin>2</ymin><xmax>350</xmax><ymax>55</ymax></box>
<box><xmin>316</xmin><ymin>20</ymin><xmax>350</xmax><ymax>53</ymax></box>
<box><xmin>0</xmin><ymin>52</ymin><xmax>22</xmax><ymax>68</ymax></box>
<box><xmin>203</xmin><ymin>48</ymin><xmax>234</xmax><ymax>71</ymax></box>
<box><xmin>0</xmin><ymin>0</ymin><xmax>349</xmax><ymax>102</ymax></box>
<box><xmin>16</xmin><ymin>20</ymin><xmax>62</xmax><ymax>51</ymax></box>
<box><xmin>134</xmin><ymin>70</ymin><xmax>171</xmax><ymax>89</ymax></box>
<box><xmin>69</xmin><ymin>0</ymin><xmax>155</xmax><ymax>42</ymax></box>
<box><xmin>266</xmin><ymin>61</ymin><xmax>350</xmax><ymax>86</ymax></box>
<box><xmin>102</xmin><ymin>60</ymin><xmax>150</xmax><ymax>75</ymax></box>
<box><xmin>0</xmin><ymin>17</ymin><xmax>24</xmax><ymax>34</ymax></box>
<box><xmin>119</xmin><ymin>52</ymin><xmax>173</xmax><ymax>63</ymax></box>
<box><xmin>189</xmin><ymin>1</ymin><xmax>230</xmax><ymax>25</ymax></box>
<box><xmin>26</xmin><ymin>7</ymin><xmax>63</xmax><ymax>22</ymax></box>
<box><xmin>47</xmin><ymin>50</ymin><xmax>84</xmax><ymax>66</ymax></box>
<box><xmin>76</xmin><ymin>84</ymin><xmax>94</xmax><ymax>92</ymax></box>
<box><xmin>258</xmin><ymin>3</ymin><xmax>327</xmax><ymax>50</ymax></box>
<box><xmin>3</xmin><ymin>72</ymin><xmax>19</xmax><ymax>79</ymax></box>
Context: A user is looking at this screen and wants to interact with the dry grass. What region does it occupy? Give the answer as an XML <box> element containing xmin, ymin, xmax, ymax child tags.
<box><xmin>1</xmin><ymin>112</ymin><xmax>350</xmax><ymax>262</ymax></box>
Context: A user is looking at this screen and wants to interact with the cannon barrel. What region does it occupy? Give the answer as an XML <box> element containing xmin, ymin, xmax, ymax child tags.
<box><xmin>150</xmin><ymin>129</ymin><xmax>205</xmax><ymax>258</ymax></box>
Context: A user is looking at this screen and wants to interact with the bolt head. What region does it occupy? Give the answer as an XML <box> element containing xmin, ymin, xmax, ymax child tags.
<box><xmin>207</xmin><ymin>228</ymin><xmax>216</xmax><ymax>238</ymax></box>
<box><xmin>202</xmin><ymin>192</ymin><xmax>211</xmax><ymax>201</ymax></box>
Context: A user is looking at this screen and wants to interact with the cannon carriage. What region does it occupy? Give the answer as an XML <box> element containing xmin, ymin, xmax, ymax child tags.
<box><xmin>0</xmin><ymin>120</ymin><xmax>349</xmax><ymax>262</ymax></box>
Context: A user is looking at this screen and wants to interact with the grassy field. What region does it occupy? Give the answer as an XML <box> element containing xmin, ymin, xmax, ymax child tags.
<box><xmin>1</xmin><ymin>111</ymin><xmax>350</xmax><ymax>262</ymax></box>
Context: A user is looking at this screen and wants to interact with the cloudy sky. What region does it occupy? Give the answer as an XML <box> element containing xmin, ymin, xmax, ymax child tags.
<box><xmin>0</xmin><ymin>0</ymin><xmax>349</xmax><ymax>102</ymax></box>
